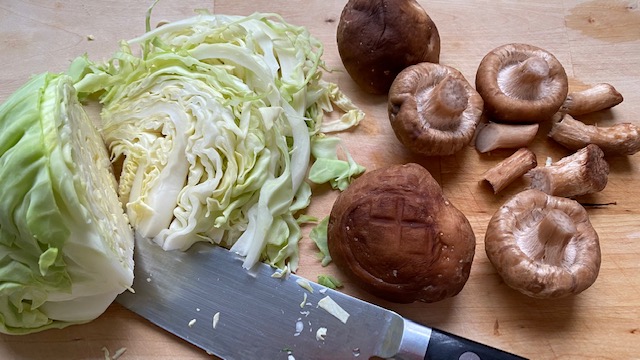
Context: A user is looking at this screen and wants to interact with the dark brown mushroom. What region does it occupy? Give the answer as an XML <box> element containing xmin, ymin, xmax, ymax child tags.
<box><xmin>336</xmin><ymin>0</ymin><xmax>440</xmax><ymax>94</ymax></box>
<box><xmin>485</xmin><ymin>189</ymin><xmax>601</xmax><ymax>298</ymax></box>
<box><xmin>327</xmin><ymin>163</ymin><xmax>476</xmax><ymax>303</ymax></box>
<box><xmin>475</xmin><ymin>43</ymin><xmax>568</xmax><ymax>123</ymax></box>
<box><xmin>388</xmin><ymin>62</ymin><xmax>483</xmax><ymax>156</ymax></box>
<box><xmin>525</xmin><ymin>144</ymin><xmax>609</xmax><ymax>197</ymax></box>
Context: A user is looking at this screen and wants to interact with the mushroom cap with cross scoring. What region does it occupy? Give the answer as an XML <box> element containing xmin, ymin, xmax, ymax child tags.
<box><xmin>327</xmin><ymin>163</ymin><xmax>476</xmax><ymax>303</ymax></box>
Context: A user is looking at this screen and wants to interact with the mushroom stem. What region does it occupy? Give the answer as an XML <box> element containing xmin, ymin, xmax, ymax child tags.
<box><xmin>535</xmin><ymin>209</ymin><xmax>576</xmax><ymax>266</ymax></box>
<box><xmin>499</xmin><ymin>56</ymin><xmax>550</xmax><ymax>100</ymax></box>
<box><xmin>549</xmin><ymin>113</ymin><xmax>640</xmax><ymax>155</ymax></box>
<box><xmin>481</xmin><ymin>148</ymin><xmax>537</xmax><ymax>194</ymax></box>
<box><xmin>525</xmin><ymin>144</ymin><xmax>609</xmax><ymax>197</ymax></box>
<box><xmin>475</xmin><ymin>122</ymin><xmax>539</xmax><ymax>153</ymax></box>
<box><xmin>561</xmin><ymin>83</ymin><xmax>623</xmax><ymax>116</ymax></box>
<box><xmin>420</xmin><ymin>74</ymin><xmax>469</xmax><ymax>130</ymax></box>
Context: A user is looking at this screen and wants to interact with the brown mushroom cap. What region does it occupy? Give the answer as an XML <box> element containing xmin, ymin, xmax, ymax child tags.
<box><xmin>388</xmin><ymin>63</ymin><xmax>484</xmax><ymax>156</ymax></box>
<box><xmin>336</xmin><ymin>0</ymin><xmax>440</xmax><ymax>94</ymax></box>
<box><xmin>476</xmin><ymin>43</ymin><xmax>568</xmax><ymax>123</ymax></box>
<box><xmin>327</xmin><ymin>163</ymin><xmax>476</xmax><ymax>303</ymax></box>
<box><xmin>485</xmin><ymin>189</ymin><xmax>601</xmax><ymax>298</ymax></box>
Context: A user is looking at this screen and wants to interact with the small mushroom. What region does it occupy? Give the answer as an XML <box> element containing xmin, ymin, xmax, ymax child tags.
<box><xmin>560</xmin><ymin>83</ymin><xmax>624</xmax><ymax>116</ymax></box>
<box><xmin>327</xmin><ymin>163</ymin><xmax>476</xmax><ymax>303</ymax></box>
<box><xmin>481</xmin><ymin>148</ymin><xmax>537</xmax><ymax>194</ymax></box>
<box><xmin>549</xmin><ymin>113</ymin><xmax>640</xmax><ymax>156</ymax></box>
<box><xmin>475</xmin><ymin>122</ymin><xmax>539</xmax><ymax>153</ymax></box>
<box><xmin>336</xmin><ymin>0</ymin><xmax>440</xmax><ymax>94</ymax></box>
<box><xmin>525</xmin><ymin>144</ymin><xmax>609</xmax><ymax>198</ymax></box>
<box><xmin>485</xmin><ymin>189</ymin><xmax>601</xmax><ymax>298</ymax></box>
<box><xmin>388</xmin><ymin>62</ymin><xmax>484</xmax><ymax>156</ymax></box>
<box><xmin>475</xmin><ymin>43</ymin><xmax>568</xmax><ymax>123</ymax></box>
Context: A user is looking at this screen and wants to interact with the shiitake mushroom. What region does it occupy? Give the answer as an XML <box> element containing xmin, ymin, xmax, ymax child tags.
<box><xmin>336</xmin><ymin>0</ymin><xmax>441</xmax><ymax>95</ymax></box>
<box><xmin>475</xmin><ymin>43</ymin><xmax>568</xmax><ymax>123</ymax></box>
<box><xmin>388</xmin><ymin>62</ymin><xmax>483</xmax><ymax>156</ymax></box>
<box><xmin>327</xmin><ymin>163</ymin><xmax>475</xmax><ymax>303</ymax></box>
<box><xmin>485</xmin><ymin>189</ymin><xmax>601</xmax><ymax>298</ymax></box>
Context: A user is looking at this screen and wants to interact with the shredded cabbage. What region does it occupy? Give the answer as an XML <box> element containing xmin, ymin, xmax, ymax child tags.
<box><xmin>317</xmin><ymin>275</ymin><xmax>342</xmax><ymax>289</ymax></box>
<box><xmin>0</xmin><ymin>73</ymin><xmax>134</xmax><ymax>334</ymax></box>
<box><xmin>70</xmin><ymin>12</ymin><xmax>364</xmax><ymax>270</ymax></box>
<box><xmin>309</xmin><ymin>216</ymin><xmax>331</xmax><ymax>266</ymax></box>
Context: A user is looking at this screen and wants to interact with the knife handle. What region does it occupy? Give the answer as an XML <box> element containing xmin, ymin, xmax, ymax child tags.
<box><xmin>424</xmin><ymin>328</ymin><xmax>527</xmax><ymax>360</ymax></box>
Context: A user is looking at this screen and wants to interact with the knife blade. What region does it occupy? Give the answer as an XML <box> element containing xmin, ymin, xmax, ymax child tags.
<box><xmin>116</xmin><ymin>234</ymin><xmax>526</xmax><ymax>360</ymax></box>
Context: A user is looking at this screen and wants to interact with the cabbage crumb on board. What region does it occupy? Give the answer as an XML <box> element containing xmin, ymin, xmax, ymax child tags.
<box><xmin>0</xmin><ymin>73</ymin><xmax>134</xmax><ymax>334</ymax></box>
<box><xmin>70</xmin><ymin>11</ymin><xmax>365</xmax><ymax>271</ymax></box>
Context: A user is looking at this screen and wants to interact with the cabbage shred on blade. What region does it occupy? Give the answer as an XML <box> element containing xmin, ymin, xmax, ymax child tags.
<box><xmin>70</xmin><ymin>12</ymin><xmax>365</xmax><ymax>271</ymax></box>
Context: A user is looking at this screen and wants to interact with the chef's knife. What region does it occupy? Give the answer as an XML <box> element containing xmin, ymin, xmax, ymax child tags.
<box><xmin>116</xmin><ymin>234</ymin><xmax>526</xmax><ymax>359</ymax></box>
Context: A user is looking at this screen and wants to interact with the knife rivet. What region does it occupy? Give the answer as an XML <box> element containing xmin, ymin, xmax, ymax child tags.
<box><xmin>459</xmin><ymin>351</ymin><xmax>480</xmax><ymax>360</ymax></box>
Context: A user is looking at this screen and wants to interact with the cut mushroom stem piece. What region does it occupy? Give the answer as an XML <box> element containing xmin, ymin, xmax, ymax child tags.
<box><xmin>481</xmin><ymin>148</ymin><xmax>537</xmax><ymax>194</ymax></box>
<box><xmin>389</xmin><ymin>62</ymin><xmax>484</xmax><ymax>156</ymax></box>
<box><xmin>476</xmin><ymin>43</ymin><xmax>568</xmax><ymax>123</ymax></box>
<box><xmin>525</xmin><ymin>144</ymin><xmax>609</xmax><ymax>198</ymax></box>
<box><xmin>485</xmin><ymin>189</ymin><xmax>601</xmax><ymax>298</ymax></box>
<box><xmin>561</xmin><ymin>83</ymin><xmax>624</xmax><ymax>116</ymax></box>
<box><xmin>475</xmin><ymin>122</ymin><xmax>539</xmax><ymax>153</ymax></box>
<box><xmin>549</xmin><ymin>113</ymin><xmax>640</xmax><ymax>155</ymax></box>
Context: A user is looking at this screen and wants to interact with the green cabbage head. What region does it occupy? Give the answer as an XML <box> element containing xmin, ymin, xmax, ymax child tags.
<box><xmin>0</xmin><ymin>73</ymin><xmax>134</xmax><ymax>334</ymax></box>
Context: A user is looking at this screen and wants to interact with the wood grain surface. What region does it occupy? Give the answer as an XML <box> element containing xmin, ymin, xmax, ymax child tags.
<box><xmin>1</xmin><ymin>1</ymin><xmax>639</xmax><ymax>359</ymax></box>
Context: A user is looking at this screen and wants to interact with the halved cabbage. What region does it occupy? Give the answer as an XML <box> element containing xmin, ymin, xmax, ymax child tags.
<box><xmin>0</xmin><ymin>73</ymin><xmax>134</xmax><ymax>334</ymax></box>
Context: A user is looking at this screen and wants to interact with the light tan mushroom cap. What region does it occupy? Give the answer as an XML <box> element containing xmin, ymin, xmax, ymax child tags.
<box><xmin>476</xmin><ymin>43</ymin><xmax>568</xmax><ymax>123</ymax></box>
<box><xmin>485</xmin><ymin>189</ymin><xmax>601</xmax><ymax>298</ymax></box>
<box><xmin>388</xmin><ymin>63</ymin><xmax>483</xmax><ymax>156</ymax></box>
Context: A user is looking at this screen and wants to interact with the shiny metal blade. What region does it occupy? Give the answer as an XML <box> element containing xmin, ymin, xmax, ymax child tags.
<box><xmin>116</xmin><ymin>234</ymin><xmax>415</xmax><ymax>360</ymax></box>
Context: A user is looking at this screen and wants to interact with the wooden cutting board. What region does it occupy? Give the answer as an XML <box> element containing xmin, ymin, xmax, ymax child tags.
<box><xmin>1</xmin><ymin>1</ymin><xmax>639</xmax><ymax>359</ymax></box>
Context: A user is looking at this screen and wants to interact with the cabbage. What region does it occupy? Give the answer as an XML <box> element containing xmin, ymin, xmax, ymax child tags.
<box><xmin>309</xmin><ymin>216</ymin><xmax>331</xmax><ymax>266</ymax></box>
<box><xmin>71</xmin><ymin>12</ymin><xmax>364</xmax><ymax>270</ymax></box>
<box><xmin>0</xmin><ymin>73</ymin><xmax>134</xmax><ymax>334</ymax></box>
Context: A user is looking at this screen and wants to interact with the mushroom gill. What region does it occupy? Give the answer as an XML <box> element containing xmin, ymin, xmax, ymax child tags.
<box><xmin>514</xmin><ymin>208</ymin><xmax>577</xmax><ymax>268</ymax></box>
<box><xmin>498</xmin><ymin>56</ymin><xmax>550</xmax><ymax>101</ymax></box>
